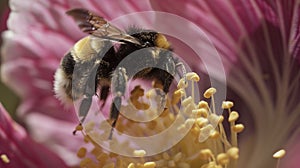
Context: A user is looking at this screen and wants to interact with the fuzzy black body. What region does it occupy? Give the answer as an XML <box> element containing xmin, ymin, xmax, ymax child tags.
<box><xmin>54</xmin><ymin>8</ymin><xmax>179</xmax><ymax>138</ymax></box>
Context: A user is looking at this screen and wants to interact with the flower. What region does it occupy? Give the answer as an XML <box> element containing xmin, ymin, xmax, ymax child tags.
<box><xmin>0</xmin><ymin>103</ymin><xmax>68</xmax><ymax>167</ymax></box>
<box><xmin>150</xmin><ymin>0</ymin><xmax>300</xmax><ymax>167</ymax></box>
<box><xmin>1</xmin><ymin>0</ymin><xmax>299</xmax><ymax>168</ymax></box>
<box><xmin>73</xmin><ymin>73</ymin><xmax>244</xmax><ymax>168</ymax></box>
<box><xmin>1</xmin><ymin>0</ymin><xmax>153</xmax><ymax>166</ymax></box>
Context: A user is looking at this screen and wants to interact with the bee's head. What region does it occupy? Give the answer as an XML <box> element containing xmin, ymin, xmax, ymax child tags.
<box><xmin>129</xmin><ymin>30</ymin><xmax>171</xmax><ymax>50</ymax></box>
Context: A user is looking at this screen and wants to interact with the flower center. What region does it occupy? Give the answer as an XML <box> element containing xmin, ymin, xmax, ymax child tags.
<box><xmin>74</xmin><ymin>72</ymin><xmax>244</xmax><ymax>168</ymax></box>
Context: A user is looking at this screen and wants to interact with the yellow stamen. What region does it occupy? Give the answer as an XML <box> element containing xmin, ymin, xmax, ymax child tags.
<box><xmin>0</xmin><ymin>154</ymin><xmax>10</xmax><ymax>164</ymax></box>
<box><xmin>182</xmin><ymin>96</ymin><xmax>193</xmax><ymax>107</ymax></box>
<box><xmin>186</xmin><ymin>72</ymin><xmax>200</xmax><ymax>82</ymax></box>
<box><xmin>133</xmin><ymin>150</ymin><xmax>146</xmax><ymax>157</ymax></box>
<box><xmin>193</xmin><ymin>108</ymin><xmax>208</xmax><ymax>118</ymax></box>
<box><xmin>227</xmin><ymin>147</ymin><xmax>239</xmax><ymax>159</ymax></box>
<box><xmin>273</xmin><ymin>149</ymin><xmax>286</xmax><ymax>168</ymax></box>
<box><xmin>74</xmin><ymin>71</ymin><xmax>245</xmax><ymax>168</ymax></box>
<box><xmin>216</xmin><ymin>153</ymin><xmax>229</xmax><ymax>165</ymax></box>
<box><xmin>208</xmin><ymin>114</ymin><xmax>224</xmax><ymax>125</ymax></box>
<box><xmin>198</xmin><ymin>100</ymin><xmax>209</xmax><ymax>109</ymax></box>
<box><xmin>177</xmin><ymin>162</ymin><xmax>190</xmax><ymax>168</ymax></box>
<box><xmin>173</xmin><ymin>152</ymin><xmax>183</xmax><ymax>162</ymax></box>
<box><xmin>77</xmin><ymin>147</ymin><xmax>87</xmax><ymax>158</ymax></box>
<box><xmin>103</xmin><ymin>162</ymin><xmax>115</xmax><ymax>168</ymax></box>
<box><xmin>228</xmin><ymin>111</ymin><xmax>239</xmax><ymax>122</ymax></box>
<box><xmin>199</xmin><ymin>125</ymin><xmax>214</xmax><ymax>142</ymax></box>
<box><xmin>143</xmin><ymin>162</ymin><xmax>156</xmax><ymax>168</ymax></box>
<box><xmin>168</xmin><ymin>160</ymin><xmax>176</xmax><ymax>167</ymax></box>
<box><xmin>177</xmin><ymin>78</ymin><xmax>188</xmax><ymax>89</ymax></box>
<box><xmin>232</xmin><ymin>124</ymin><xmax>245</xmax><ymax>133</ymax></box>
<box><xmin>203</xmin><ymin>87</ymin><xmax>217</xmax><ymax>99</ymax></box>
<box><xmin>171</xmin><ymin>89</ymin><xmax>184</xmax><ymax>105</ymax></box>
<box><xmin>163</xmin><ymin>152</ymin><xmax>170</xmax><ymax>160</ymax></box>
<box><xmin>199</xmin><ymin>149</ymin><xmax>213</xmax><ymax>160</ymax></box>
<box><xmin>222</xmin><ymin>101</ymin><xmax>234</xmax><ymax>109</ymax></box>
<box><xmin>210</xmin><ymin>130</ymin><xmax>220</xmax><ymax>139</ymax></box>
<box><xmin>79</xmin><ymin>158</ymin><xmax>93</xmax><ymax>168</ymax></box>
<box><xmin>273</xmin><ymin>149</ymin><xmax>286</xmax><ymax>159</ymax></box>
<box><xmin>196</xmin><ymin>118</ymin><xmax>209</xmax><ymax>127</ymax></box>
<box><xmin>127</xmin><ymin>163</ymin><xmax>135</xmax><ymax>168</ymax></box>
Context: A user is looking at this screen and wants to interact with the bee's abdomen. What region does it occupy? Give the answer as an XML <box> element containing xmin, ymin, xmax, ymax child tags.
<box><xmin>61</xmin><ymin>52</ymin><xmax>75</xmax><ymax>76</ymax></box>
<box><xmin>54</xmin><ymin>52</ymin><xmax>77</xmax><ymax>104</ymax></box>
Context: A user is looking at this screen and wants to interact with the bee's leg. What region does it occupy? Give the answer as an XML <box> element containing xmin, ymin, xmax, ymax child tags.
<box><xmin>73</xmin><ymin>95</ymin><xmax>93</xmax><ymax>135</ymax></box>
<box><xmin>160</xmin><ymin>73</ymin><xmax>174</xmax><ymax>109</ymax></box>
<box><xmin>73</xmin><ymin>70</ymin><xmax>98</xmax><ymax>135</ymax></box>
<box><xmin>79</xmin><ymin>95</ymin><xmax>93</xmax><ymax>123</ymax></box>
<box><xmin>100</xmin><ymin>85</ymin><xmax>110</xmax><ymax>108</ymax></box>
<box><xmin>109</xmin><ymin>67</ymin><xmax>128</xmax><ymax>139</ymax></box>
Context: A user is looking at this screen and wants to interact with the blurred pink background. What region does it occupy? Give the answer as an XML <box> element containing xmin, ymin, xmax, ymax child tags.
<box><xmin>0</xmin><ymin>0</ymin><xmax>20</xmax><ymax>116</ymax></box>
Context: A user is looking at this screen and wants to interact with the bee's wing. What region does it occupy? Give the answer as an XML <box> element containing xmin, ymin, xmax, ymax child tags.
<box><xmin>67</xmin><ymin>8</ymin><xmax>141</xmax><ymax>45</ymax></box>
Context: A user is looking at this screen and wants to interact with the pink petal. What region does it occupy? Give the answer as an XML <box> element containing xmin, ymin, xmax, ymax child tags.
<box><xmin>0</xmin><ymin>103</ymin><xmax>68</xmax><ymax>168</ymax></box>
<box><xmin>2</xmin><ymin>0</ymin><xmax>153</xmax><ymax>166</ymax></box>
<box><xmin>150</xmin><ymin>0</ymin><xmax>300</xmax><ymax>69</ymax></box>
<box><xmin>151</xmin><ymin>0</ymin><xmax>300</xmax><ymax>167</ymax></box>
<box><xmin>281</xmin><ymin>134</ymin><xmax>300</xmax><ymax>168</ymax></box>
<box><xmin>24</xmin><ymin>113</ymin><xmax>84</xmax><ymax>166</ymax></box>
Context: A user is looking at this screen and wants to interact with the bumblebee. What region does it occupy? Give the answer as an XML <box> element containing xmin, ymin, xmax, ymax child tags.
<box><xmin>54</xmin><ymin>8</ymin><xmax>184</xmax><ymax>139</ymax></box>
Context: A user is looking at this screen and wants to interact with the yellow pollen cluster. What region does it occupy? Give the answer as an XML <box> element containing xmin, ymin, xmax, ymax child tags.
<box><xmin>0</xmin><ymin>154</ymin><xmax>10</xmax><ymax>164</ymax></box>
<box><xmin>75</xmin><ymin>72</ymin><xmax>244</xmax><ymax>168</ymax></box>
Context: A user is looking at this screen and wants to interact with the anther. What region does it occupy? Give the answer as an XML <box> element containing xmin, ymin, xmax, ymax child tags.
<box><xmin>222</xmin><ymin>101</ymin><xmax>234</xmax><ymax>109</ymax></box>
<box><xmin>143</xmin><ymin>162</ymin><xmax>156</xmax><ymax>168</ymax></box>
<box><xmin>199</xmin><ymin>149</ymin><xmax>213</xmax><ymax>160</ymax></box>
<box><xmin>186</xmin><ymin>72</ymin><xmax>200</xmax><ymax>82</ymax></box>
<box><xmin>216</xmin><ymin>153</ymin><xmax>229</xmax><ymax>165</ymax></box>
<box><xmin>203</xmin><ymin>87</ymin><xmax>217</xmax><ymax>99</ymax></box>
<box><xmin>227</xmin><ymin>147</ymin><xmax>239</xmax><ymax>159</ymax></box>
<box><xmin>0</xmin><ymin>154</ymin><xmax>10</xmax><ymax>164</ymax></box>
<box><xmin>273</xmin><ymin>149</ymin><xmax>286</xmax><ymax>159</ymax></box>
<box><xmin>228</xmin><ymin>111</ymin><xmax>239</xmax><ymax>122</ymax></box>
<box><xmin>232</xmin><ymin>124</ymin><xmax>244</xmax><ymax>133</ymax></box>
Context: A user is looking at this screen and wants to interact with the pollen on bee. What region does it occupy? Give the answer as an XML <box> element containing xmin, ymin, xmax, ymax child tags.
<box><xmin>155</xmin><ymin>33</ymin><xmax>171</xmax><ymax>49</ymax></box>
